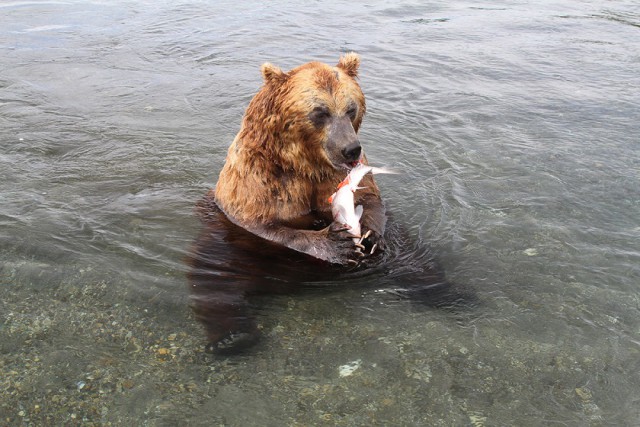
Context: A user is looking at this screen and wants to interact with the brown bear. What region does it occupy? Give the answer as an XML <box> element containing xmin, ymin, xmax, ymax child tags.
<box><xmin>188</xmin><ymin>53</ymin><xmax>388</xmax><ymax>353</ymax></box>
<box><xmin>188</xmin><ymin>54</ymin><xmax>473</xmax><ymax>354</ymax></box>
<box><xmin>207</xmin><ymin>52</ymin><xmax>385</xmax><ymax>265</ymax></box>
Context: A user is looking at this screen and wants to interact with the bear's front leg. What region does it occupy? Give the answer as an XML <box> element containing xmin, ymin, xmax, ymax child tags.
<box><xmin>251</xmin><ymin>223</ymin><xmax>362</xmax><ymax>266</ymax></box>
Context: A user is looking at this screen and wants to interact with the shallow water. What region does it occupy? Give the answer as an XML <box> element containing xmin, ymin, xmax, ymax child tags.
<box><xmin>1</xmin><ymin>0</ymin><xmax>639</xmax><ymax>425</ymax></box>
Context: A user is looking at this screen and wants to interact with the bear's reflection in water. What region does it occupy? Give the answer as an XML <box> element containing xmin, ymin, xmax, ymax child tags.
<box><xmin>187</xmin><ymin>203</ymin><xmax>476</xmax><ymax>355</ymax></box>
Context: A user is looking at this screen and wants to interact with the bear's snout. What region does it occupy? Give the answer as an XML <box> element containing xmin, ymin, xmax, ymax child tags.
<box><xmin>342</xmin><ymin>142</ymin><xmax>362</xmax><ymax>164</ymax></box>
<box><xmin>326</xmin><ymin>115</ymin><xmax>362</xmax><ymax>168</ymax></box>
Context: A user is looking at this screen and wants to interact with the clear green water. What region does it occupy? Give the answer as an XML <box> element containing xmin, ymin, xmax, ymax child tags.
<box><xmin>1</xmin><ymin>1</ymin><xmax>639</xmax><ymax>425</ymax></box>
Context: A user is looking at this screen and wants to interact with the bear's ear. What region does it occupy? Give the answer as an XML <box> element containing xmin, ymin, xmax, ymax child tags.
<box><xmin>261</xmin><ymin>63</ymin><xmax>287</xmax><ymax>84</ymax></box>
<box><xmin>336</xmin><ymin>52</ymin><xmax>360</xmax><ymax>78</ymax></box>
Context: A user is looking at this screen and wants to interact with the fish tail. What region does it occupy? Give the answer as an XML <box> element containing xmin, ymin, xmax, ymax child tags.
<box><xmin>369</xmin><ymin>166</ymin><xmax>398</xmax><ymax>175</ymax></box>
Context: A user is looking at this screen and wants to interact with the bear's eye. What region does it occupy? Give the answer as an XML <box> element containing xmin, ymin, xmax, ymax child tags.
<box><xmin>309</xmin><ymin>106</ymin><xmax>331</xmax><ymax>128</ymax></box>
<box><xmin>346</xmin><ymin>104</ymin><xmax>358</xmax><ymax>120</ymax></box>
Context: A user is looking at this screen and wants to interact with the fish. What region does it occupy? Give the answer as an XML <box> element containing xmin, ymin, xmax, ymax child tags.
<box><xmin>328</xmin><ymin>163</ymin><xmax>396</xmax><ymax>244</ymax></box>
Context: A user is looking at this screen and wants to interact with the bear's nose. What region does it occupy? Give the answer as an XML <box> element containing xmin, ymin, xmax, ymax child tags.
<box><xmin>342</xmin><ymin>143</ymin><xmax>362</xmax><ymax>163</ymax></box>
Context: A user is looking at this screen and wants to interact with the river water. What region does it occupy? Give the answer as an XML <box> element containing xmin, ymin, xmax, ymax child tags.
<box><xmin>1</xmin><ymin>1</ymin><xmax>639</xmax><ymax>425</ymax></box>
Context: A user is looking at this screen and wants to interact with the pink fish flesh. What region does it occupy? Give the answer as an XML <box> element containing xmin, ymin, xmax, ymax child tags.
<box><xmin>328</xmin><ymin>163</ymin><xmax>395</xmax><ymax>241</ymax></box>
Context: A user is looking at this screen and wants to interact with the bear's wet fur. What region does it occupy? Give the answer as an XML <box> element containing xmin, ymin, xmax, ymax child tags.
<box><xmin>187</xmin><ymin>54</ymin><xmax>476</xmax><ymax>354</ymax></box>
<box><xmin>210</xmin><ymin>53</ymin><xmax>386</xmax><ymax>266</ymax></box>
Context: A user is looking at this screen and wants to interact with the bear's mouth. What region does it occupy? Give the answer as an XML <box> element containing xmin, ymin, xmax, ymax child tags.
<box><xmin>341</xmin><ymin>160</ymin><xmax>360</xmax><ymax>170</ymax></box>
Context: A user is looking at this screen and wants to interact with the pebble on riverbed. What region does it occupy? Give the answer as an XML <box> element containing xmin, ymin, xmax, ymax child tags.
<box><xmin>338</xmin><ymin>359</ymin><xmax>362</xmax><ymax>377</ymax></box>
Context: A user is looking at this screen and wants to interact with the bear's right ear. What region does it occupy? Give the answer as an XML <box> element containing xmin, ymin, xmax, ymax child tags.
<box><xmin>337</xmin><ymin>52</ymin><xmax>360</xmax><ymax>78</ymax></box>
<box><xmin>261</xmin><ymin>63</ymin><xmax>287</xmax><ymax>84</ymax></box>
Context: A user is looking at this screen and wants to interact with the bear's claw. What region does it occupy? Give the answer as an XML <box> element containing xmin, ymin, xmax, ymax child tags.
<box><xmin>206</xmin><ymin>331</ymin><xmax>259</xmax><ymax>355</ymax></box>
<box><xmin>356</xmin><ymin>230</ymin><xmax>372</xmax><ymax>246</ymax></box>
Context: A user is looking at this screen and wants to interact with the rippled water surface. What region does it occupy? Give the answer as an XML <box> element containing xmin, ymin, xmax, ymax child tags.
<box><xmin>2</xmin><ymin>1</ymin><xmax>639</xmax><ymax>425</ymax></box>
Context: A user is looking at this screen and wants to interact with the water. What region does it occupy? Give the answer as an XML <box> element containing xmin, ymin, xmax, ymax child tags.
<box><xmin>1</xmin><ymin>0</ymin><xmax>639</xmax><ymax>425</ymax></box>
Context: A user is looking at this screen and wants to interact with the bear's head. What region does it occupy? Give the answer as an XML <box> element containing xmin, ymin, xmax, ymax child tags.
<box><xmin>239</xmin><ymin>53</ymin><xmax>366</xmax><ymax>178</ymax></box>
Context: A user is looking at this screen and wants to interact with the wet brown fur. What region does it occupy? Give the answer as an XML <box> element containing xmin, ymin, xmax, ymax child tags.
<box><xmin>208</xmin><ymin>53</ymin><xmax>385</xmax><ymax>264</ymax></box>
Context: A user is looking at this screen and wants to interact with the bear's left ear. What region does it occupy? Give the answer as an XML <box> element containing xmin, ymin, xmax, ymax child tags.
<box><xmin>261</xmin><ymin>63</ymin><xmax>287</xmax><ymax>84</ymax></box>
<box><xmin>336</xmin><ymin>52</ymin><xmax>360</xmax><ymax>78</ymax></box>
